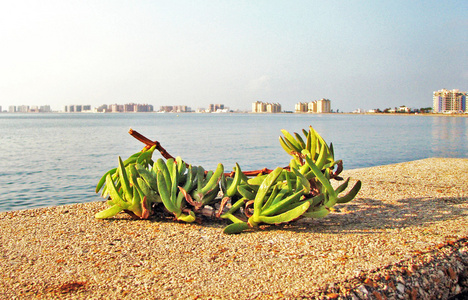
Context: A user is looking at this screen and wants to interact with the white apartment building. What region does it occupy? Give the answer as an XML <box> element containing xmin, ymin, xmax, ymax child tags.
<box><xmin>433</xmin><ymin>89</ymin><xmax>467</xmax><ymax>113</ymax></box>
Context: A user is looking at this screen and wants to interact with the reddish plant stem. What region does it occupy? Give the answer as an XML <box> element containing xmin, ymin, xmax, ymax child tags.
<box><xmin>129</xmin><ymin>128</ymin><xmax>178</xmax><ymax>161</ymax></box>
<box><xmin>129</xmin><ymin>129</ymin><xmax>288</xmax><ymax>177</ymax></box>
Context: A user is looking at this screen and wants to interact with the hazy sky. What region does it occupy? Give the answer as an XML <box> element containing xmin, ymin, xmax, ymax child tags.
<box><xmin>1</xmin><ymin>1</ymin><xmax>466</xmax><ymax>112</ymax></box>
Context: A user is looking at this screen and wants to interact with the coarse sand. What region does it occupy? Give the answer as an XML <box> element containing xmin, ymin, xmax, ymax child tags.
<box><xmin>1</xmin><ymin>158</ymin><xmax>467</xmax><ymax>299</ymax></box>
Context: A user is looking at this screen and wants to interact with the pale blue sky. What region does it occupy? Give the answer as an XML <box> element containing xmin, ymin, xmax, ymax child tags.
<box><xmin>1</xmin><ymin>1</ymin><xmax>466</xmax><ymax>112</ymax></box>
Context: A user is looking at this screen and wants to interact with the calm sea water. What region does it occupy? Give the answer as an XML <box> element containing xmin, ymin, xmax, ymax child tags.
<box><xmin>0</xmin><ymin>113</ymin><xmax>467</xmax><ymax>212</ymax></box>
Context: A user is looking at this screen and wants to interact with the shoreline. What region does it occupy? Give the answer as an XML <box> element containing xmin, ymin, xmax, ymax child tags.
<box><xmin>2</xmin><ymin>111</ymin><xmax>467</xmax><ymax>117</ymax></box>
<box><xmin>1</xmin><ymin>158</ymin><xmax>467</xmax><ymax>299</ymax></box>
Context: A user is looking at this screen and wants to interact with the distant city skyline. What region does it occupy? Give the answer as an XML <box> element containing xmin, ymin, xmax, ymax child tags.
<box><xmin>2</xmin><ymin>89</ymin><xmax>466</xmax><ymax>113</ymax></box>
<box><xmin>6</xmin><ymin>92</ymin><xmax>466</xmax><ymax>114</ymax></box>
<box><xmin>0</xmin><ymin>1</ymin><xmax>466</xmax><ymax>113</ymax></box>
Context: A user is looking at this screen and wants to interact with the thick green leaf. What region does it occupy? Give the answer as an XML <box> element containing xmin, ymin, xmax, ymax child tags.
<box><xmin>281</xmin><ymin>129</ymin><xmax>302</xmax><ymax>153</ymax></box>
<box><xmin>294</xmin><ymin>132</ymin><xmax>306</xmax><ymax>149</ymax></box>
<box><xmin>95</xmin><ymin>204</ymin><xmax>124</xmax><ymax>219</ymax></box>
<box><xmin>336</xmin><ymin>180</ymin><xmax>361</xmax><ymax>204</ymax></box>
<box><xmin>200</xmin><ymin>163</ymin><xmax>224</xmax><ymax>194</ymax></box>
<box><xmin>258</xmin><ymin>201</ymin><xmax>310</xmax><ymax>224</ymax></box>
<box><xmin>156</xmin><ymin>170</ymin><xmax>179</xmax><ymax>214</ymax></box>
<box><xmin>106</xmin><ymin>174</ymin><xmax>126</xmax><ymax>205</ymax></box>
<box><xmin>96</xmin><ymin>168</ymin><xmax>116</xmax><ymax>193</ymax></box>
<box><xmin>253</xmin><ymin>167</ymin><xmax>283</xmax><ymax>216</ymax></box>
<box><xmin>260</xmin><ymin>189</ymin><xmax>304</xmax><ymax>216</ymax></box>
<box><xmin>334</xmin><ymin>178</ymin><xmax>350</xmax><ymax>194</ymax></box>
<box><xmin>303</xmin><ymin>206</ymin><xmax>330</xmax><ymax>218</ymax></box>
<box><xmin>237</xmin><ymin>184</ymin><xmax>256</xmax><ymax>200</ymax></box>
<box><xmin>118</xmin><ymin>157</ymin><xmax>132</xmax><ymax>199</ymax></box>
<box><xmin>279</xmin><ymin>136</ymin><xmax>293</xmax><ymax>154</ymax></box>
<box><xmin>226</xmin><ymin>163</ymin><xmax>242</xmax><ymax>197</ymax></box>
<box><xmin>304</xmin><ymin>156</ymin><xmax>337</xmax><ymax>207</ymax></box>
<box><xmin>223</xmin><ymin>222</ymin><xmax>250</xmax><ymax>234</ymax></box>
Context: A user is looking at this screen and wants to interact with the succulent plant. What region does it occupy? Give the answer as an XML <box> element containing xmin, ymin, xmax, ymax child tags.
<box><xmin>95</xmin><ymin>126</ymin><xmax>361</xmax><ymax>234</ymax></box>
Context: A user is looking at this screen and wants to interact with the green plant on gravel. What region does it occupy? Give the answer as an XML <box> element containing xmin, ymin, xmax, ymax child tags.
<box><xmin>95</xmin><ymin>126</ymin><xmax>361</xmax><ymax>234</ymax></box>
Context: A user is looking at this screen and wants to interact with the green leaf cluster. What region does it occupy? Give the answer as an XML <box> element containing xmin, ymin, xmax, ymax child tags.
<box><xmin>95</xmin><ymin>126</ymin><xmax>361</xmax><ymax>234</ymax></box>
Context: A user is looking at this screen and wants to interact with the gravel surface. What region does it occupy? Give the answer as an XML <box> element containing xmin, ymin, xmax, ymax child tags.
<box><xmin>1</xmin><ymin>158</ymin><xmax>467</xmax><ymax>299</ymax></box>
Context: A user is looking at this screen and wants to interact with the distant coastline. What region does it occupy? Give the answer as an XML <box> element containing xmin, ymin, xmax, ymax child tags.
<box><xmin>1</xmin><ymin>110</ymin><xmax>467</xmax><ymax>117</ymax></box>
<box><xmin>349</xmin><ymin>112</ymin><xmax>468</xmax><ymax>117</ymax></box>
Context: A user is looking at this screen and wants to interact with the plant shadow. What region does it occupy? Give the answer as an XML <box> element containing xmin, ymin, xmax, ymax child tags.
<box><xmin>97</xmin><ymin>195</ymin><xmax>468</xmax><ymax>234</ymax></box>
<box><xmin>260</xmin><ymin>196</ymin><xmax>468</xmax><ymax>234</ymax></box>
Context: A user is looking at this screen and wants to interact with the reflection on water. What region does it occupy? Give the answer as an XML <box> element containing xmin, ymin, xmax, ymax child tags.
<box><xmin>431</xmin><ymin>117</ymin><xmax>468</xmax><ymax>157</ymax></box>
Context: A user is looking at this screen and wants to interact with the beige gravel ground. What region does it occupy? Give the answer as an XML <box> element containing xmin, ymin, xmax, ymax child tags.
<box><xmin>1</xmin><ymin>158</ymin><xmax>467</xmax><ymax>299</ymax></box>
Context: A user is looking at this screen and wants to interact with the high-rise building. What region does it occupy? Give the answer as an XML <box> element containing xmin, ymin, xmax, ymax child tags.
<box><xmin>65</xmin><ymin>104</ymin><xmax>91</xmax><ymax>112</ymax></box>
<box><xmin>295</xmin><ymin>102</ymin><xmax>308</xmax><ymax>113</ymax></box>
<box><xmin>40</xmin><ymin>105</ymin><xmax>51</xmax><ymax>112</ymax></box>
<box><xmin>134</xmin><ymin>104</ymin><xmax>153</xmax><ymax>112</ymax></box>
<box><xmin>433</xmin><ymin>89</ymin><xmax>467</xmax><ymax>113</ymax></box>
<box><xmin>110</xmin><ymin>104</ymin><xmax>124</xmax><ymax>112</ymax></box>
<box><xmin>96</xmin><ymin>104</ymin><xmax>108</xmax><ymax>112</ymax></box>
<box><xmin>208</xmin><ymin>104</ymin><xmax>224</xmax><ymax>112</ymax></box>
<box><xmin>170</xmin><ymin>105</ymin><xmax>187</xmax><ymax>112</ymax></box>
<box><xmin>18</xmin><ymin>105</ymin><xmax>29</xmax><ymax>113</ymax></box>
<box><xmin>316</xmin><ymin>99</ymin><xmax>331</xmax><ymax>113</ymax></box>
<box><xmin>65</xmin><ymin>105</ymin><xmax>77</xmax><ymax>112</ymax></box>
<box><xmin>160</xmin><ymin>106</ymin><xmax>173</xmax><ymax>112</ymax></box>
<box><xmin>124</xmin><ymin>103</ymin><xmax>135</xmax><ymax>112</ymax></box>
<box><xmin>159</xmin><ymin>105</ymin><xmax>186</xmax><ymax>112</ymax></box>
<box><xmin>252</xmin><ymin>101</ymin><xmax>263</xmax><ymax>113</ymax></box>
<box><xmin>295</xmin><ymin>99</ymin><xmax>331</xmax><ymax>113</ymax></box>
<box><xmin>266</xmin><ymin>103</ymin><xmax>281</xmax><ymax>113</ymax></box>
<box><xmin>307</xmin><ymin>101</ymin><xmax>317</xmax><ymax>113</ymax></box>
<box><xmin>252</xmin><ymin>101</ymin><xmax>280</xmax><ymax>113</ymax></box>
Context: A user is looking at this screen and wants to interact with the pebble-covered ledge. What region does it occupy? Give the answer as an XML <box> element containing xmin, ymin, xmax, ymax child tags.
<box><xmin>0</xmin><ymin>158</ymin><xmax>467</xmax><ymax>299</ymax></box>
